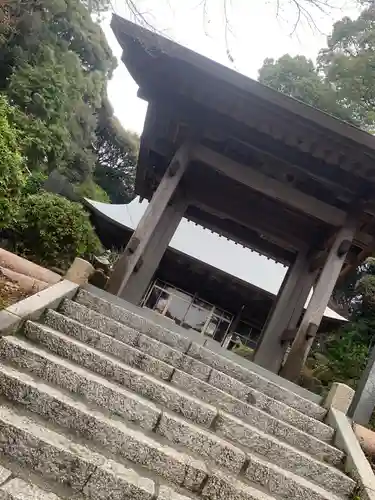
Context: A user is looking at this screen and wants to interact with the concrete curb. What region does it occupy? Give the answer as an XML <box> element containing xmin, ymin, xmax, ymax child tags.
<box><xmin>325</xmin><ymin>407</ymin><xmax>375</xmax><ymax>499</ymax></box>
<box><xmin>0</xmin><ymin>280</ymin><xmax>79</xmax><ymax>335</ymax></box>
<box><xmin>323</xmin><ymin>382</ymin><xmax>354</xmax><ymax>414</ymax></box>
<box><xmin>65</xmin><ymin>258</ymin><xmax>94</xmax><ymax>285</ymax></box>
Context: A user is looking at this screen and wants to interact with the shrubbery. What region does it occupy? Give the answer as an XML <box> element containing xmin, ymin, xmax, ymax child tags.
<box><xmin>232</xmin><ymin>343</ymin><xmax>254</xmax><ymax>361</ymax></box>
<box><xmin>21</xmin><ymin>171</ymin><xmax>47</xmax><ymax>196</ymax></box>
<box><xmin>11</xmin><ymin>193</ymin><xmax>102</xmax><ymax>269</ymax></box>
<box><xmin>0</xmin><ymin>95</ymin><xmax>25</xmax><ymax>228</ymax></box>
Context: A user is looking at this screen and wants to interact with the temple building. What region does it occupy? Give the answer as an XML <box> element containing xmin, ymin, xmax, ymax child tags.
<box><xmin>102</xmin><ymin>15</ymin><xmax>375</xmax><ymax>380</ymax></box>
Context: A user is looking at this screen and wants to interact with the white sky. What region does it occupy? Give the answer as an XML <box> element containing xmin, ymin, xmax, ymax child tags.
<box><xmin>98</xmin><ymin>0</ymin><xmax>359</xmax><ymax>295</ymax></box>
<box><xmin>103</xmin><ymin>0</ymin><xmax>358</xmax><ymax>134</ymax></box>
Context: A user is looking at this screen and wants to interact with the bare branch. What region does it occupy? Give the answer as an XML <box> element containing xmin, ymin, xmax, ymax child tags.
<box><xmin>113</xmin><ymin>0</ymin><xmax>352</xmax><ymax>59</ymax></box>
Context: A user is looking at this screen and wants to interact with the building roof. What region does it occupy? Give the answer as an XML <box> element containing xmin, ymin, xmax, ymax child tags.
<box><xmin>85</xmin><ymin>197</ymin><xmax>346</xmax><ymax>322</ymax></box>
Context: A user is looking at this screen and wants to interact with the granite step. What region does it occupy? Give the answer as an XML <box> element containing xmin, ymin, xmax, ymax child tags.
<box><xmin>71</xmin><ymin>291</ymin><xmax>327</xmax><ymax>420</ymax></box>
<box><xmin>0</xmin><ymin>335</ymin><xmax>216</xmax><ymax>429</ymax></box>
<box><xmin>0</xmin><ymin>477</ymin><xmax>63</xmax><ymax>500</ymax></box>
<box><xmin>0</xmin><ymin>363</ymin><xmax>354</xmax><ymax>497</ymax></box>
<box><xmin>0</xmin><ymin>402</ymin><xmax>280</xmax><ymax>500</ymax></box>
<box><xmin>0</xmin><ymin>404</ymin><xmax>157</xmax><ymax>499</ymax></box>
<box><xmin>0</xmin><ymin>337</ymin><xmax>348</xmax><ymax>485</ymax></box>
<box><xmin>21</xmin><ymin>321</ymin><xmax>344</xmax><ymax>463</ymax></box>
<box><xmin>0</xmin><ymin>466</ymin><xmax>11</xmax><ymax>489</ymax></box>
<box><xmin>52</xmin><ymin>306</ymin><xmax>211</xmax><ymax>381</ymax></box>
<box><xmin>4</xmin><ymin>325</ymin><xmax>343</xmax><ymax>467</ymax></box>
<box><xmin>0</xmin><ymin>366</ymin><xmax>351</xmax><ymax>500</ymax></box>
<box><xmin>45</xmin><ymin>309</ymin><xmax>332</xmax><ymax>441</ymax></box>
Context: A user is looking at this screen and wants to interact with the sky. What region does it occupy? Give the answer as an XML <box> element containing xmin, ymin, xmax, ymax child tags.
<box><xmin>103</xmin><ymin>0</ymin><xmax>358</xmax><ymax>134</ymax></box>
<box><xmin>97</xmin><ymin>0</ymin><xmax>358</xmax><ymax>296</ymax></box>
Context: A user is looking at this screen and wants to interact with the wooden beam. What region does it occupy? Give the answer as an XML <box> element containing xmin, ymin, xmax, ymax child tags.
<box><xmin>186</xmin><ymin>206</ymin><xmax>295</xmax><ymax>264</ymax></box>
<box><xmin>337</xmin><ymin>243</ymin><xmax>375</xmax><ymax>284</ymax></box>
<box><xmin>280</xmin><ymin>213</ymin><xmax>357</xmax><ymax>382</ymax></box>
<box><xmin>192</xmin><ymin>198</ymin><xmax>306</xmax><ymax>252</ymax></box>
<box><xmin>354</xmin><ymin>231</ymin><xmax>374</xmax><ymax>249</ymax></box>
<box><xmin>192</xmin><ymin>145</ymin><xmax>346</xmax><ymax>226</ymax></box>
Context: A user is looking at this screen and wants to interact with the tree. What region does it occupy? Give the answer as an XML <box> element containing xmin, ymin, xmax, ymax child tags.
<box><xmin>260</xmin><ymin>4</ymin><xmax>375</xmax><ymax>133</ymax></box>
<box><xmin>94</xmin><ymin>98</ymin><xmax>138</xmax><ymax>204</ymax></box>
<box><xmin>258</xmin><ymin>54</ymin><xmax>356</xmax><ymax>123</ymax></box>
<box><xmin>0</xmin><ymin>0</ymin><xmax>116</xmax><ymax>183</ymax></box>
<box><xmin>0</xmin><ymin>0</ymin><xmax>138</xmax><ymax>202</ymax></box>
<box><xmin>0</xmin><ymin>94</ymin><xmax>25</xmax><ymax>228</ymax></box>
<box><xmin>318</xmin><ymin>3</ymin><xmax>375</xmax><ymax>131</ymax></box>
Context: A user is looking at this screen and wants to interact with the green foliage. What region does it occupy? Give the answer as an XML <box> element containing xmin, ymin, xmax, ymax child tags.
<box><xmin>0</xmin><ymin>94</ymin><xmax>25</xmax><ymax>228</ymax></box>
<box><xmin>322</xmin><ymin>328</ymin><xmax>369</xmax><ymax>386</ymax></box>
<box><xmin>21</xmin><ymin>171</ymin><xmax>48</xmax><ymax>196</ymax></box>
<box><xmin>0</xmin><ymin>0</ymin><xmax>136</xmax><ymax>196</ymax></box>
<box><xmin>0</xmin><ymin>0</ymin><xmax>137</xmax><ymax>270</ymax></box>
<box><xmin>232</xmin><ymin>343</ymin><xmax>254</xmax><ymax>361</ymax></box>
<box><xmin>8</xmin><ymin>38</ymin><xmax>106</xmax><ymax>176</ymax></box>
<box><xmin>306</xmin><ymin>257</ymin><xmax>375</xmax><ymax>392</ymax></box>
<box><xmin>76</xmin><ymin>178</ymin><xmax>111</xmax><ymax>202</ymax></box>
<box><xmin>259</xmin><ymin>4</ymin><xmax>375</xmax><ymax>132</ymax></box>
<box><xmin>258</xmin><ymin>54</ymin><xmax>356</xmax><ymax>124</ymax></box>
<box><xmin>318</xmin><ymin>5</ymin><xmax>375</xmax><ymax>131</ymax></box>
<box><xmin>94</xmin><ymin>98</ymin><xmax>138</xmax><ymax>203</ymax></box>
<box><xmin>12</xmin><ymin>193</ymin><xmax>102</xmax><ymax>269</ymax></box>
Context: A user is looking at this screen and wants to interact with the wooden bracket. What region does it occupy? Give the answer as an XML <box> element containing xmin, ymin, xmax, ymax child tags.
<box><xmin>127</xmin><ymin>237</ymin><xmax>140</xmax><ymax>255</ymax></box>
<box><xmin>337</xmin><ymin>239</ymin><xmax>352</xmax><ymax>257</ymax></box>
<box><xmin>134</xmin><ymin>256</ymin><xmax>144</xmax><ymax>273</ymax></box>
<box><xmin>280</xmin><ymin>328</ymin><xmax>298</xmax><ymax>343</ymax></box>
<box><xmin>306</xmin><ymin>322</ymin><xmax>319</xmax><ymax>339</ymax></box>
<box><xmin>168</xmin><ymin>159</ymin><xmax>180</xmax><ymax>177</ymax></box>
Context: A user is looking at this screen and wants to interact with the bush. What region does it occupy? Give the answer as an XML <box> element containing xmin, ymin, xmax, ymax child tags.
<box><xmin>0</xmin><ymin>95</ymin><xmax>25</xmax><ymax>227</ymax></box>
<box><xmin>76</xmin><ymin>178</ymin><xmax>110</xmax><ymax>202</ymax></box>
<box><xmin>21</xmin><ymin>171</ymin><xmax>47</xmax><ymax>196</ymax></box>
<box><xmin>13</xmin><ymin>193</ymin><xmax>102</xmax><ymax>269</ymax></box>
<box><xmin>232</xmin><ymin>343</ymin><xmax>254</xmax><ymax>361</ymax></box>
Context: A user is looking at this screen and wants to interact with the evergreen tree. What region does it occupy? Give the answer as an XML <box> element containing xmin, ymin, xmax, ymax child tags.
<box><xmin>0</xmin><ymin>0</ymin><xmax>137</xmax><ymax>197</ymax></box>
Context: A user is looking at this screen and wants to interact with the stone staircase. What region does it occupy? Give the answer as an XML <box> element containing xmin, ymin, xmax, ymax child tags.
<box><xmin>0</xmin><ymin>288</ymin><xmax>357</xmax><ymax>499</ymax></box>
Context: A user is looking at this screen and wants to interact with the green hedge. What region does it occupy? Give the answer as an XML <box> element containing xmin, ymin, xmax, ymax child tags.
<box><xmin>13</xmin><ymin>192</ymin><xmax>102</xmax><ymax>269</ymax></box>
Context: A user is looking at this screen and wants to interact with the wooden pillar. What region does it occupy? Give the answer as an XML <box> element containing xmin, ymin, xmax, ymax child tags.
<box><xmin>119</xmin><ymin>196</ymin><xmax>188</xmax><ymax>304</ymax></box>
<box><xmin>107</xmin><ymin>143</ymin><xmax>191</xmax><ymax>297</ymax></box>
<box><xmin>229</xmin><ymin>305</ymin><xmax>245</xmax><ymax>334</ymax></box>
<box><xmin>253</xmin><ymin>250</ymin><xmax>315</xmax><ymax>373</ymax></box>
<box><xmin>280</xmin><ymin>215</ymin><xmax>357</xmax><ymax>382</ymax></box>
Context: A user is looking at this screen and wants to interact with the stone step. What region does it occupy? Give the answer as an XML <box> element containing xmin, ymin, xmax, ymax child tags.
<box><xmin>0</xmin><ymin>364</ymin><xmax>245</xmax><ymax>476</ymax></box>
<box><xmin>53</xmin><ymin>306</ymin><xmax>211</xmax><ymax>381</ymax></box>
<box><xmin>0</xmin><ymin>366</ymin><xmax>349</xmax><ymax>500</ymax></box>
<box><xmin>0</xmin><ymin>404</ymin><xmax>156</xmax><ymax>499</ymax></box>
<box><xmin>172</xmin><ymin>370</ymin><xmax>333</xmax><ymax>443</ymax></box>
<box><xmin>243</xmin><ymin>455</ymin><xmax>348</xmax><ymax>500</ymax></box>
<box><xmin>71</xmin><ymin>292</ymin><xmax>327</xmax><ymax>420</ymax></box>
<box><xmin>0</xmin><ymin>402</ymin><xmax>279</xmax><ymax>500</ymax></box>
<box><xmin>0</xmin><ymin>477</ymin><xmax>63</xmax><ymax>500</ymax></box>
<box><xmin>0</xmin><ymin>337</ymin><xmax>348</xmax><ymax>485</ymax></box>
<box><xmin>0</xmin><ymin>335</ymin><xmax>216</xmax><ymax>429</ymax></box>
<box><xmin>21</xmin><ymin>321</ymin><xmax>344</xmax><ymax>464</ymax></box>
<box><xmin>214</xmin><ymin>412</ymin><xmax>348</xmax><ymax>489</ymax></box>
<box><xmin>46</xmin><ymin>309</ymin><xmax>332</xmax><ymax>442</ymax></box>
<box><xmin>0</xmin><ymin>466</ymin><xmax>11</xmax><ymax>487</ymax></box>
<box><xmin>158</xmin><ymin>412</ymin><xmax>353</xmax><ymax>497</ymax></box>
